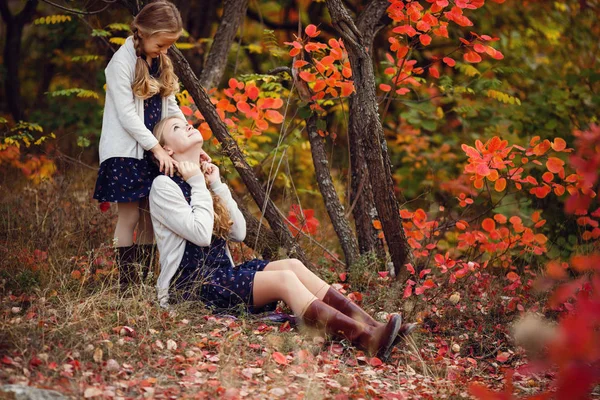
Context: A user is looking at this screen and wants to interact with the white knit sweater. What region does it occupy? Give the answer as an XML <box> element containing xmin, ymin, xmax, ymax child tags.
<box><xmin>149</xmin><ymin>174</ymin><xmax>247</xmax><ymax>308</ymax></box>
<box><xmin>98</xmin><ymin>36</ymin><xmax>185</xmax><ymax>163</ymax></box>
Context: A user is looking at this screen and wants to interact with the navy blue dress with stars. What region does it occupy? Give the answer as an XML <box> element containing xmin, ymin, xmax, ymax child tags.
<box><xmin>169</xmin><ymin>175</ymin><xmax>278</xmax><ymax>315</ymax></box>
<box><xmin>93</xmin><ymin>57</ymin><xmax>163</xmax><ymax>203</ymax></box>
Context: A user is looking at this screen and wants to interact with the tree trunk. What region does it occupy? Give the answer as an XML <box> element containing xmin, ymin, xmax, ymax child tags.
<box><xmin>199</xmin><ymin>0</ymin><xmax>248</xmax><ymax>89</ymax></box>
<box><xmin>306</xmin><ymin>113</ymin><xmax>360</xmax><ymax>267</ymax></box>
<box><xmin>231</xmin><ymin>192</ymin><xmax>278</xmax><ymax>260</ymax></box>
<box><xmin>0</xmin><ymin>0</ymin><xmax>39</xmax><ymax>121</ymax></box>
<box><xmin>349</xmin><ymin>0</ymin><xmax>390</xmax><ymax>260</ymax></box>
<box><xmin>168</xmin><ymin>47</ymin><xmax>308</xmax><ymax>265</ymax></box>
<box><xmin>347</xmin><ymin>112</ymin><xmax>386</xmax><ymax>259</ymax></box>
<box><xmin>326</xmin><ymin>0</ymin><xmax>412</xmax><ymax>278</ymax></box>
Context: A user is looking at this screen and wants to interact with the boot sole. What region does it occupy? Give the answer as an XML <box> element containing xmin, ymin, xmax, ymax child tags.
<box><xmin>378</xmin><ymin>314</ymin><xmax>402</xmax><ymax>360</ymax></box>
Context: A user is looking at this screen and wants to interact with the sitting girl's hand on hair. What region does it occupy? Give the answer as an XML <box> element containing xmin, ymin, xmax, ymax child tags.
<box><xmin>178</xmin><ymin>161</ymin><xmax>202</xmax><ymax>181</ymax></box>
<box><xmin>201</xmin><ymin>162</ymin><xmax>220</xmax><ymax>185</ymax></box>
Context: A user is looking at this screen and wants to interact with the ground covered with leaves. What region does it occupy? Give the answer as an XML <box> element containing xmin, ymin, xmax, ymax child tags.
<box><xmin>0</xmin><ymin>170</ymin><xmax>571</xmax><ymax>400</ymax></box>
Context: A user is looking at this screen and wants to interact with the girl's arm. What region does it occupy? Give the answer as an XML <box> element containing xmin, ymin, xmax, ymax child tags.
<box><xmin>105</xmin><ymin>60</ymin><xmax>159</xmax><ymax>151</ymax></box>
<box><xmin>150</xmin><ymin>175</ymin><xmax>214</xmax><ymax>246</ymax></box>
<box><xmin>210</xmin><ymin>180</ymin><xmax>247</xmax><ymax>242</ymax></box>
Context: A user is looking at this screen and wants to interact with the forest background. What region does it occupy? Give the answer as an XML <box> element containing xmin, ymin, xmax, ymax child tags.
<box><xmin>0</xmin><ymin>0</ymin><xmax>599</xmax><ymax>398</ymax></box>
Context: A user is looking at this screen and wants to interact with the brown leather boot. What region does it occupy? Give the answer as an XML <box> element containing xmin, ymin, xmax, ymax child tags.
<box><xmin>117</xmin><ymin>245</ymin><xmax>138</xmax><ymax>290</ymax></box>
<box><xmin>322</xmin><ymin>287</ymin><xmax>417</xmax><ymax>345</ymax></box>
<box><xmin>135</xmin><ymin>244</ymin><xmax>156</xmax><ymax>282</ymax></box>
<box><xmin>302</xmin><ymin>299</ymin><xmax>401</xmax><ymax>359</ymax></box>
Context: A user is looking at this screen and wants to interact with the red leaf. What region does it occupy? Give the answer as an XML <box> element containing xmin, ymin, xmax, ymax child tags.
<box><xmin>419</xmin><ymin>34</ymin><xmax>432</xmax><ymax>46</ymax></box>
<box><xmin>378</xmin><ymin>271</ymin><xmax>389</xmax><ymax>278</ymax></box>
<box><xmin>369</xmin><ymin>357</ymin><xmax>383</xmax><ymax>367</ymax></box>
<box><xmin>339</xmin><ymin>272</ymin><xmax>347</xmax><ymax>282</ymax></box>
<box><xmin>481</xmin><ymin>218</ymin><xmax>496</xmax><ymax>232</ymax></box>
<box><xmin>272</xmin><ymin>352</ymin><xmax>288</xmax><ymax>365</ymax></box>
<box><xmin>442</xmin><ymin>57</ymin><xmax>456</xmax><ymax>67</ymax></box>
<box><xmin>99</xmin><ymin>202</ymin><xmax>110</xmax><ymax>213</ymax></box>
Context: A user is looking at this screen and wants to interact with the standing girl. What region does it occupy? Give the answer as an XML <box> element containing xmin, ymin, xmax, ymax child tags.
<box><xmin>93</xmin><ymin>1</ymin><xmax>195</xmax><ymax>289</ymax></box>
<box><xmin>149</xmin><ymin>116</ymin><xmax>415</xmax><ymax>359</ymax></box>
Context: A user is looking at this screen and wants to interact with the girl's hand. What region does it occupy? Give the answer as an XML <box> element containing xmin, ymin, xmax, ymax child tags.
<box><xmin>199</xmin><ymin>149</ymin><xmax>212</xmax><ymax>163</ymax></box>
<box><xmin>178</xmin><ymin>161</ymin><xmax>202</xmax><ymax>181</ymax></box>
<box><xmin>201</xmin><ymin>162</ymin><xmax>220</xmax><ymax>185</ymax></box>
<box><xmin>151</xmin><ymin>145</ymin><xmax>178</xmax><ymax>177</ymax></box>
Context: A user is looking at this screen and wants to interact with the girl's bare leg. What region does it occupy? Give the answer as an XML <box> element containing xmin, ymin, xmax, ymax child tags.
<box><xmin>114</xmin><ymin>201</ymin><xmax>140</xmax><ymax>247</ymax></box>
<box><xmin>252</xmin><ymin>270</ymin><xmax>318</xmax><ymax>316</ymax></box>
<box><xmin>137</xmin><ymin>198</ymin><xmax>154</xmax><ymax>245</ymax></box>
<box><xmin>264</xmin><ymin>259</ymin><xmax>330</xmax><ymax>300</ymax></box>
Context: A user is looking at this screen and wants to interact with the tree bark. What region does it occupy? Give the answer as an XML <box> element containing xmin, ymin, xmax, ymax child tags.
<box><xmin>326</xmin><ymin>0</ymin><xmax>412</xmax><ymax>278</ymax></box>
<box><xmin>348</xmin><ymin>0</ymin><xmax>390</xmax><ymax>260</ymax></box>
<box><xmin>168</xmin><ymin>47</ymin><xmax>308</xmax><ymax>265</ymax></box>
<box><xmin>306</xmin><ymin>113</ymin><xmax>360</xmax><ymax>267</ymax></box>
<box><xmin>231</xmin><ymin>192</ymin><xmax>278</xmax><ymax>260</ymax></box>
<box><xmin>199</xmin><ymin>0</ymin><xmax>248</xmax><ymax>90</ymax></box>
<box><xmin>0</xmin><ymin>0</ymin><xmax>39</xmax><ymax>121</ymax></box>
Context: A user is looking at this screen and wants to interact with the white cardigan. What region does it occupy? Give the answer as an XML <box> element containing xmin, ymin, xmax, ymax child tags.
<box><xmin>149</xmin><ymin>174</ymin><xmax>247</xmax><ymax>308</ymax></box>
<box><xmin>98</xmin><ymin>36</ymin><xmax>186</xmax><ymax>163</ymax></box>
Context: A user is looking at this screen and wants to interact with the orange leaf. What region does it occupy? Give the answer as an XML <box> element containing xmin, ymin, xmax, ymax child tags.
<box><xmin>494</xmin><ymin>178</ymin><xmax>506</xmax><ymax>192</ymax></box>
<box><xmin>494</xmin><ymin>214</ymin><xmax>507</xmax><ymax>224</ymax></box>
<box><xmin>180</xmin><ymin>105</ymin><xmax>193</xmax><ymax>116</ymax></box>
<box><xmin>372</xmin><ymin>220</ymin><xmax>382</xmax><ymax>230</ymax></box>
<box><xmin>506</xmin><ymin>271</ymin><xmax>519</xmax><ymax>282</ymax></box>
<box><xmin>236</xmin><ymin>101</ymin><xmax>251</xmax><ymax>114</ymax></box>
<box><xmin>340</xmin><ymin>82</ymin><xmax>355</xmax><ymax>97</ymax></box>
<box><xmin>293</xmin><ymin>60</ymin><xmax>309</xmax><ymax>68</ymax></box>
<box><xmin>272</xmin><ymin>352</ymin><xmax>288</xmax><ymax>365</ymax></box>
<box><xmin>552</xmin><ymin>137</ymin><xmax>567</xmax><ymax>151</ymax></box>
<box><xmin>546</xmin><ymin>157</ymin><xmax>564</xmax><ymax>174</ymax></box>
<box><xmin>442</xmin><ymin>57</ymin><xmax>456</xmax><ymax>67</ymax></box>
<box><xmin>379</xmin><ymin>84</ymin><xmax>392</xmax><ymax>92</ymax></box>
<box><xmin>419</xmin><ymin>34</ymin><xmax>432</xmax><ymax>46</ymax></box>
<box><xmin>305</xmin><ymin>24</ymin><xmax>320</xmax><ymax>38</ymax></box>
<box><xmin>464</xmin><ymin>51</ymin><xmax>482</xmax><ymax>63</ymax></box>
<box><xmin>429</xmin><ymin>66</ymin><xmax>440</xmax><ymax>78</ymax></box>
<box><xmin>246</xmin><ymin>85</ymin><xmax>259</xmax><ymax>101</ymax></box>
<box><xmin>546</xmin><ymin>261</ymin><xmax>567</xmax><ymax>280</ymax></box>
<box><xmin>264</xmin><ymin>110</ymin><xmax>284</xmax><ymax>124</ymax></box>
<box><xmin>299</xmin><ymin>71</ymin><xmax>316</xmax><ymax>83</ymax></box>
<box><xmin>482</xmin><ymin>218</ymin><xmax>496</xmax><ymax>232</ymax></box>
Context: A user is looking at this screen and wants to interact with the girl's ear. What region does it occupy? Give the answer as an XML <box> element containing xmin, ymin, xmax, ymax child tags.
<box><xmin>163</xmin><ymin>146</ymin><xmax>174</xmax><ymax>156</ymax></box>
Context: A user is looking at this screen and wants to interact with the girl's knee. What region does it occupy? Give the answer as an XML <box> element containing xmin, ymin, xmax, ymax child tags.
<box><xmin>287</xmin><ymin>258</ymin><xmax>306</xmax><ymax>273</ymax></box>
<box><xmin>275</xmin><ymin>270</ymin><xmax>302</xmax><ymax>298</ymax></box>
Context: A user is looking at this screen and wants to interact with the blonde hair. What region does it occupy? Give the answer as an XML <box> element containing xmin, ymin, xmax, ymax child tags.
<box><xmin>131</xmin><ymin>1</ymin><xmax>183</xmax><ymax>99</ymax></box>
<box><xmin>154</xmin><ymin>117</ymin><xmax>233</xmax><ymax>238</ymax></box>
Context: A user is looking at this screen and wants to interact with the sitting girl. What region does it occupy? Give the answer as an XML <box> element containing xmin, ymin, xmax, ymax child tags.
<box><xmin>149</xmin><ymin>116</ymin><xmax>412</xmax><ymax>358</ymax></box>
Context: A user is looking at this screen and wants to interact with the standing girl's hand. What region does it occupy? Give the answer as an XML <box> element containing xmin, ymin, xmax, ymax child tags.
<box><xmin>201</xmin><ymin>162</ymin><xmax>220</xmax><ymax>185</ymax></box>
<box><xmin>151</xmin><ymin>145</ymin><xmax>178</xmax><ymax>177</ymax></box>
<box><xmin>177</xmin><ymin>161</ymin><xmax>202</xmax><ymax>181</ymax></box>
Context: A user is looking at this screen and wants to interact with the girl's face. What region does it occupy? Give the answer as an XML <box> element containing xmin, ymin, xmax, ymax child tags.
<box><xmin>141</xmin><ymin>31</ymin><xmax>181</xmax><ymax>58</ymax></box>
<box><xmin>162</xmin><ymin>118</ymin><xmax>204</xmax><ymax>154</ymax></box>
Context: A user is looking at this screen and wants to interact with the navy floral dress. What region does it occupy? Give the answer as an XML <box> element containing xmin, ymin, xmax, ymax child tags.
<box><xmin>168</xmin><ymin>175</ymin><xmax>278</xmax><ymax>315</ymax></box>
<box><xmin>94</xmin><ymin>57</ymin><xmax>162</xmax><ymax>203</ymax></box>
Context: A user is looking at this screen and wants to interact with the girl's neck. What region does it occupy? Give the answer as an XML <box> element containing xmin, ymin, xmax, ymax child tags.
<box><xmin>173</xmin><ymin>148</ymin><xmax>202</xmax><ymax>164</ymax></box>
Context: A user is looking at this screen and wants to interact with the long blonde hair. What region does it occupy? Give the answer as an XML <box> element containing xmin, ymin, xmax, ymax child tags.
<box><xmin>131</xmin><ymin>1</ymin><xmax>182</xmax><ymax>99</ymax></box>
<box><xmin>154</xmin><ymin>117</ymin><xmax>233</xmax><ymax>238</ymax></box>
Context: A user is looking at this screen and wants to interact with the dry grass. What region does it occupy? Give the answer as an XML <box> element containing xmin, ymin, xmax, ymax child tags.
<box><xmin>0</xmin><ymin>168</ymin><xmax>532</xmax><ymax>399</ymax></box>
